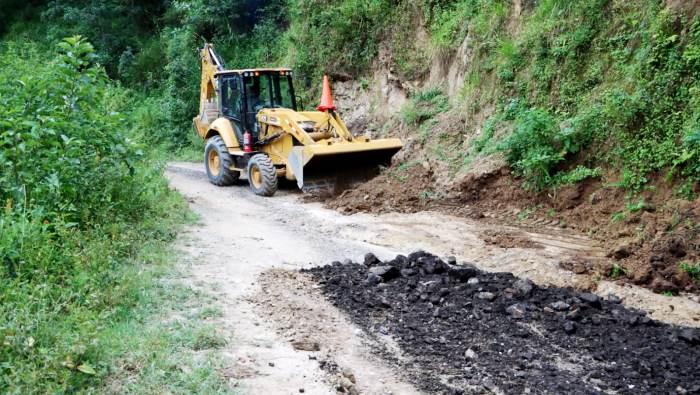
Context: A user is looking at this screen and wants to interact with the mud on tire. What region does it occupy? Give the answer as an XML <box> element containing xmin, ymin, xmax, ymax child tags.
<box><xmin>205</xmin><ymin>135</ymin><xmax>239</xmax><ymax>186</ymax></box>
<box><xmin>247</xmin><ymin>154</ymin><xmax>278</xmax><ymax>196</ymax></box>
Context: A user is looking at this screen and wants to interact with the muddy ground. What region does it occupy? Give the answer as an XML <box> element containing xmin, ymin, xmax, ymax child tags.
<box><xmin>328</xmin><ymin>166</ymin><xmax>700</xmax><ymax>295</ymax></box>
<box><xmin>306</xmin><ymin>251</ymin><xmax>700</xmax><ymax>394</ymax></box>
<box><xmin>166</xmin><ymin>162</ymin><xmax>700</xmax><ymax>393</ymax></box>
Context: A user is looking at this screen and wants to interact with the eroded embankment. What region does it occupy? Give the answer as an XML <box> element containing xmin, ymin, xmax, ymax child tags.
<box><xmin>327</xmin><ymin>167</ymin><xmax>700</xmax><ymax>296</ymax></box>
<box><xmin>304</xmin><ymin>251</ymin><xmax>700</xmax><ymax>394</ymax></box>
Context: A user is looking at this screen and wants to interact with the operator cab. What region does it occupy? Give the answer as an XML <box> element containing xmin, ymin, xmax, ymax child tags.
<box><xmin>217</xmin><ymin>69</ymin><xmax>297</xmax><ymax>140</ymax></box>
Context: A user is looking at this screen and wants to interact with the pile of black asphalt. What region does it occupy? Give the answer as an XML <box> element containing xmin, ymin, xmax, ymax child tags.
<box><xmin>303</xmin><ymin>251</ymin><xmax>700</xmax><ymax>394</ymax></box>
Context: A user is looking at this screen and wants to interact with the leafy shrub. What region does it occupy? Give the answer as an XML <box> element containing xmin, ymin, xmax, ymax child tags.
<box><xmin>287</xmin><ymin>0</ymin><xmax>394</xmax><ymax>78</ymax></box>
<box><xmin>425</xmin><ymin>0</ymin><xmax>509</xmax><ymax>48</ymax></box>
<box><xmin>679</xmin><ymin>262</ymin><xmax>700</xmax><ymax>280</ymax></box>
<box><xmin>457</xmin><ymin>1</ymin><xmax>700</xmax><ymax>195</ymax></box>
<box><xmin>0</xmin><ymin>37</ymin><xmax>144</xmax><ymax>225</ymax></box>
<box><xmin>0</xmin><ymin>37</ymin><xmax>190</xmax><ymax>393</ymax></box>
<box><xmin>552</xmin><ymin>166</ymin><xmax>602</xmax><ymax>186</ymax></box>
<box><xmin>400</xmin><ymin>88</ymin><xmax>450</xmax><ymax>126</ymax></box>
<box><xmin>497</xmin><ymin>107</ymin><xmax>565</xmax><ymax>190</ymax></box>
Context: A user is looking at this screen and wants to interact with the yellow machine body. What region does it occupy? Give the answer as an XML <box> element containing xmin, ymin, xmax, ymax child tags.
<box><xmin>193</xmin><ymin>43</ymin><xmax>402</xmax><ymax>193</ymax></box>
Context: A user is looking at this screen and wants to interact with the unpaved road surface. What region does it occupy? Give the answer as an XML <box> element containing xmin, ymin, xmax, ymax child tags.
<box><xmin>166</xmin><ymin>162</ymin><xmax>700</xmax><ymax>394</ymax></box>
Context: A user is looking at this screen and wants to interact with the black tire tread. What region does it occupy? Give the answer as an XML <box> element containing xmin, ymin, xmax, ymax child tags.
<box><xmin>247</xmin><ymin>154</ymin><xmax>278</xmax><ymax>196</ymax></box>
<box><xmin>205</xmin><ymin>135</ymin><xmax>238</xmax><ymax>186</ymax></box>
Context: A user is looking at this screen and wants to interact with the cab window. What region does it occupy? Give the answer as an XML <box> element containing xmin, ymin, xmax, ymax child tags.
<box><xmin>271</xmin><ymin>74</ymin><xmax>295</xmax><ymax>110</ymax></box>
<box><xmin>221</xmin><ymin>76</ymin><xmax>241</xmax><ymax>119</ymax></box>
<box><xmin>245</xmin><ymin>75</ymin><xmax>271</xmax><ymax>113</ymax></box>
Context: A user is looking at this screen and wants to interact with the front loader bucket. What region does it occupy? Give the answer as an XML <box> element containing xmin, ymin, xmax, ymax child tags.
<box><xmin>287</xmin><ymin>138</ymin><xmax>402</xmax><ymax>194</ymax></box>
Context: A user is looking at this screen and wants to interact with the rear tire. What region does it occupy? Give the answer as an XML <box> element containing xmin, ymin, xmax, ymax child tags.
<box><xmin>205</xmin><ymin>135</ymin><xmax>238</xmax><ymax>186</ymax></box>
<box><xmin>247</xmin><ymin>154</ymin><xmax>278</xmax><ymax>196</ymax></box>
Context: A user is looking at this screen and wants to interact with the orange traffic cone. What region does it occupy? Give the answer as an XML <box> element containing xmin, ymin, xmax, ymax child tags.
<box><xmin>316</xmin><ymin>75</ymin><xmax>337</xmax><ymax>112</ymax></box>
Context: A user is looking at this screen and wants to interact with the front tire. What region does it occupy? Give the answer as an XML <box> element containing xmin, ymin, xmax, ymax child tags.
<box><xmin>205</xmin><ymin>135</ymin><xmax>238</xmax><ymax>186</ymax></box>
<box><xmin>247</xmin><ymin>154</ymin><xmax>278</xmax><ymax>196</ymax></box>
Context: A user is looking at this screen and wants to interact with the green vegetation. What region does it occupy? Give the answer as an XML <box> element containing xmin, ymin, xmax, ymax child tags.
<box><xmin>0</xmin><ymin>34</ymin><xmax>233</xmax><ymax>392</ymax></box>
<box><xmin>388</xmin><ymin>160</ymin><xmax>421</xmax><ymax>182</ymax></box>
<box><xmin>611</xmin><ymin>211</ymin><xmax>628</xmax><ymax>223</ymax></box>
<box><xmin>4</xmin><ymin>1</ymin><xmax>698</xmax><ymax>196</ymax></box>
<box><xmin>285</xmin><ymin>1</ymin><xmax>700</xmax><ymax>197</ymax></box>
<box><xmin>517</xmin><ymin>206</ymin><xmax>538</xmax><ymax>221</ymax></box>
<box><xmin>400</xmin><ymin>88</ymin><xmax>450</xmax><ymax>126</ymax></box>
<box><xmin>679</xmin><ymin>261</ymin><xmax>700</xmax><ymax>280</ymax></box>
<box><xmin>440</xmin><ymin>1</ymin><xmax>700</xmax><ymax>195</ymax></box>
<box><xmin>610</xmin><ymin>264</ymin><xmax>627</xmax><ymax>279</ymax></box>
<box><xmin>81</xmin><ymin>244</ymin><xmax>233</xmax><ymax>394</ymax></box>
<box><xmin>2</xmin><ymin>1</ymin><xmax>699</xmax><ymax>389</ymax></box>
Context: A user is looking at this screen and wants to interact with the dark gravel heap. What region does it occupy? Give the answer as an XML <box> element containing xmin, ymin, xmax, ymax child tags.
<box><xmin>304</xmin><ymin>251</ymin><xmax>700</xmax><ymax>394</ymax></box>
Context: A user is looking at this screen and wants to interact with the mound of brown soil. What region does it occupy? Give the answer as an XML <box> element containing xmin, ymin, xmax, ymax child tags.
<box><xmin>328</xmin><ymin>165</ymin><xmax>436</xmax><ymax>214</ymax></box>
<box><xmin>327</xmin><ymin>166</ymin><xmax>700</xmax><ymax>294</ymax></box>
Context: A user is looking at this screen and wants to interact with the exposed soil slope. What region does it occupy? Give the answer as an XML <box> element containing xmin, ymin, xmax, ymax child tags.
<box><xmin>328</xmin><ymin>167</ymin><xmax>700</xmax><ymax>294</ymax></box>
<box><xmin>306</xmin><ymin>251</ymin><xmax>700</xmax><ymax>394</ymax></box>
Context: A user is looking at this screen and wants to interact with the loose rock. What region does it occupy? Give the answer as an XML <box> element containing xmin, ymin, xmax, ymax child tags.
<box><xmin>475</xmin><ymin>292</ymin><xmax>496</xmax><ymax>301</ymax></box>
<box><xmin>678</xmin><ymin>328</ymin><xmax>700</xmax><ymax>345</ymax></box>
<box><xmin>364</xmin><ymin>252</ymin><xmax>381</xmax><ymax>267</ymax></box>
<box><xmin>506</xmin><ymin>304</ymin><xmax>527</xmax><ymax>319</ymax></box>
<box><xmin>464</xmin><ymin>348</ymin><xmax>478</xmax><ymax>359</ymax></box>
<box><xmin>369</xmin><ymin>265</ymin><xmax>400</xmax><ymax>281</ymax></box>
<box><xmin>563</xmin><ymin>321</ymin><xmax>576</xmax><ymax>334</ymax></box>
<box><xmin>550</xmin><ymin>301</ymin><xmax>570</xmax><ymax>311</ymax></box>
<box><xmin>448</xmin><ymin>265</ymin><xmax>478</xmax><ymax>282</ymax></box>
<box><xmin>291</xmin><ymin>340</ymin><xmax>320</xmax><ymax>352</ymax></box>
<box><xmin>513</xmin><ymin>279</ymin><xmax>535</xmax><ymax>296</ymax></box>
<box><xmin>342</xmin><ymin>368</ymin><xmax>357</xmax><ymax>384</ymax></box>
<box><xmin>577</xmin><ymin>292</ymin><xmax>601</xmax><ymax>308</ymax></box>
<box><xmin>303</xmin><ymin>251</ymin><xmax>700</xmax><ymax>394</ymax></box>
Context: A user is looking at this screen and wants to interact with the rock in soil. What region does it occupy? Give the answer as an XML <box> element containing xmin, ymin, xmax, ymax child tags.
<box><xmin>304</xmin><ymin>251</ymin><xmax>700</xmax><ymax>394</ymax></box>
<box><xmin>291</xmin><ymin>340</ymin><xmax>320</xmax><ymax>352</ymax></box>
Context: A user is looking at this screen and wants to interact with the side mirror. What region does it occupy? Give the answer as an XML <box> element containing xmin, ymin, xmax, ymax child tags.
<box><xmin>296</xmin><ymin>95</ymin><xmax>305</xmax><ymax>111</ymax></box>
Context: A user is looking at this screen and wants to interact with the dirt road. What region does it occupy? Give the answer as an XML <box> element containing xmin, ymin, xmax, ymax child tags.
<box><xmin>165</xmin><ymin>162</ymin><xmax>700</xmax><ymax>394</ymax></box>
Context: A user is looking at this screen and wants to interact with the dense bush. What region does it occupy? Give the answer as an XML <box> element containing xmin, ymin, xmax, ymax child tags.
<box><xmin>0</xmin><ymin>37</ymin><xmax>145</xmax><ymax>225</ymax></box>
<box><xmin>286</xmin><ymin>0</ymin><xmax>393</xmax><ymax>77</ymax></box>
<box><xmin>0</xmin><ymin>37</ymin><xmax>189</xmax><ymax>393</ymax></box>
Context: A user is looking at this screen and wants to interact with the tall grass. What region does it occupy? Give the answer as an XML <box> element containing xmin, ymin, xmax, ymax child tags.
<box><xmin>0</xmin><ymin>37</ymin><xmax>194</xmax><ymax>393</ymax></box>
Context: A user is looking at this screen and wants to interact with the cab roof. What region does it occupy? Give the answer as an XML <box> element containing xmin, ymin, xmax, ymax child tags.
<box><xmin>215</xmin><ymin>68</ymin><xmax>293</xmax><ymax>76</ymax></box>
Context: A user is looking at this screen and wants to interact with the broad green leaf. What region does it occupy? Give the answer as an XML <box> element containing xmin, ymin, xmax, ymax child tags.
<box><xmin>77</xmin><ymin>363</ymin><xmax>96</xmax><ymax>375</ymax></box>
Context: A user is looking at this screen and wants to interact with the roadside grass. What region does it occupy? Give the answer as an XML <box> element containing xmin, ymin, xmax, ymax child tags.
<box><xmin>92</xmin><ymin>184</ymin><xmax>233</xmax><ymax>394</ymax></box>
<box><xmin>1</xmin><ymin>182</ymin><xmax>235</xmax><ymax>394</ymax></box>
<box><xmin>0</xmin><ymin>37</ymin><xmax>232</xmax><ymax>392</ymax></box>
<box><xmin>99</xmin><ymin>260</ymin><xmax>234</xmax><ymax>394</ymax></box>
<box><xmin>609</xmin><ymin>264</ymin><xmax>628</xmax><ymax>279</ymax></box>
<box><xmin>173</xmin><ymin>133</ymin><xmax>206</xmax><ymax>162</ymax></box>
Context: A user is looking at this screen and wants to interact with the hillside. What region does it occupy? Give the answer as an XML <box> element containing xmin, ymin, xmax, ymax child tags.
<box><xmin>320</xmin><ymin>0</ymin><xmax>700</xmax><ymax>294</ymax></box>
<box><xmin>2</xmin><ymin>0</ymin><xmax>700</xmax><ymax>392</ymax></box>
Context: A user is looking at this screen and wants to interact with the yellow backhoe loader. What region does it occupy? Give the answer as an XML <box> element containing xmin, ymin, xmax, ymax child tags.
<box><xmin>193</xmin><ymin>43</ymin><xmax>403</xmax><ymax>196</ymax></box>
